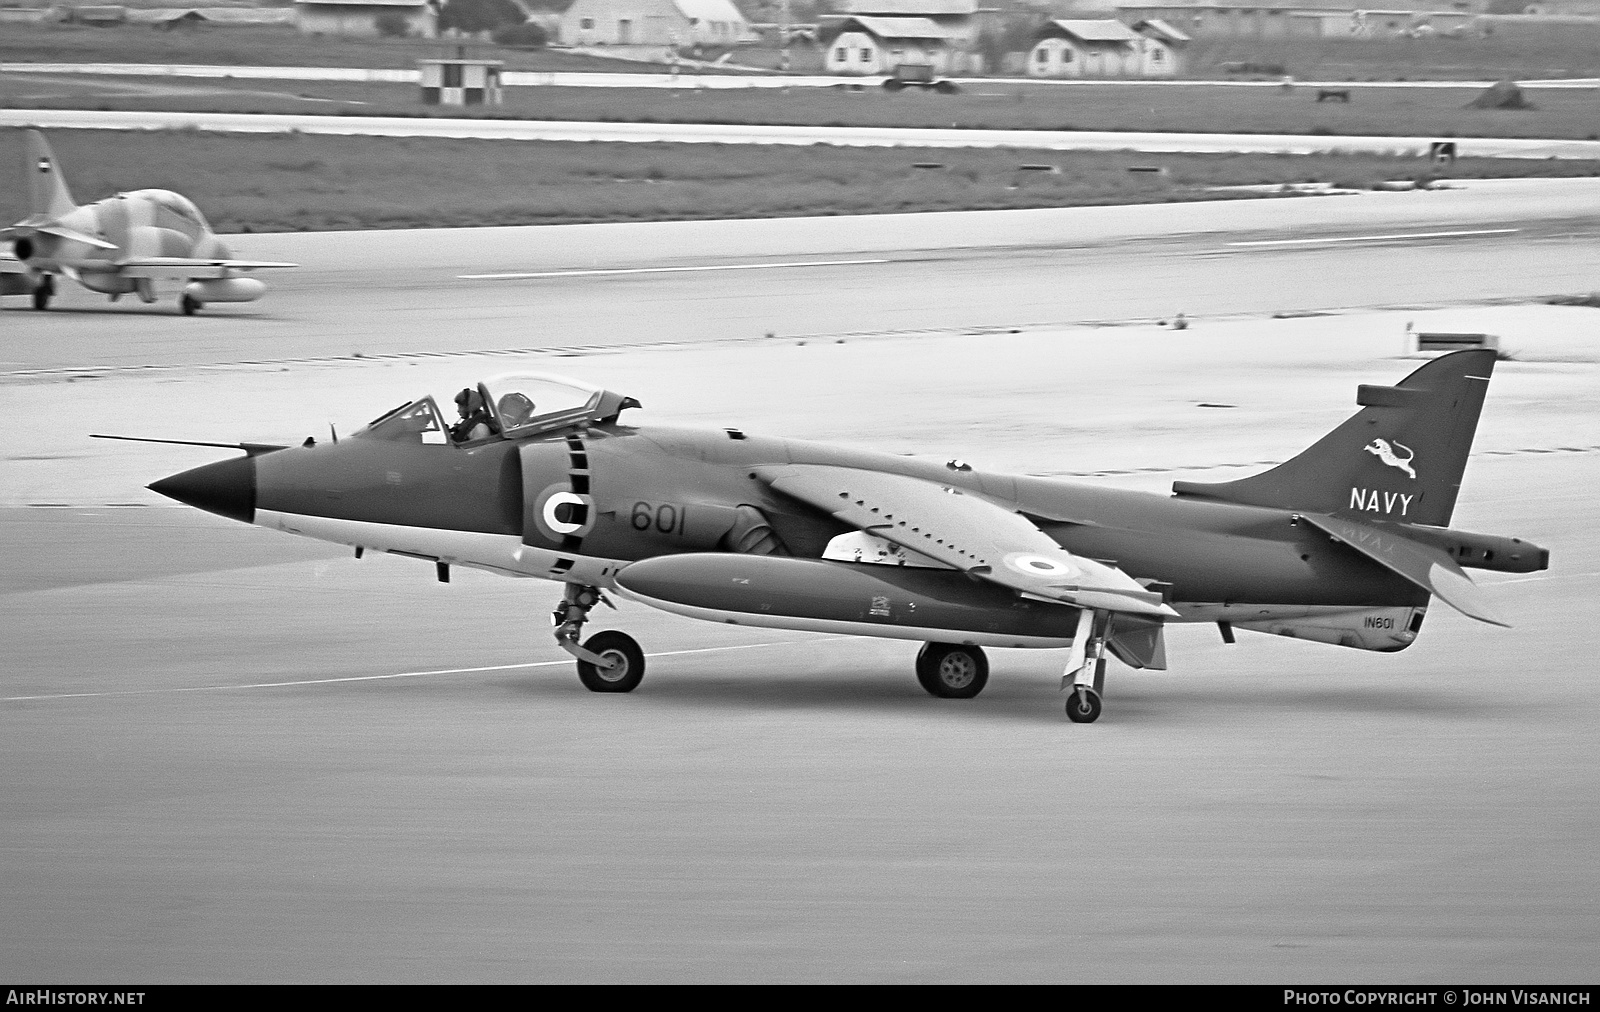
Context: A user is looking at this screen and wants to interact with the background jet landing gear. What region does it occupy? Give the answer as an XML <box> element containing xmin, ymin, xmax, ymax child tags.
<box><xmin>552</xmin><ymin>584</ymin><xmax>644</xmax><ymax>693</ymax></box>
<box><xmin>180</xmin><ymin>294</ymin><xmax>202</xmax><ymax>316</ymax></box>
<box><xmin>916</xmin><ymin>642</ymin><xmax>989</xmax><ymax>699</ymax></box>
<box><xmin>32</xmin><ymin>275</ymin><xmax>54</xmax><ymax>311</ymax></box>
<box><xmin>1062</xmin><ymin>609</ymin><xmax>1111</xmax><ymax>724</ymax></box>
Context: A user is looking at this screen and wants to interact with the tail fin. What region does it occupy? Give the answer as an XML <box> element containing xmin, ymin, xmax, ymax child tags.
<box><xmin>25</xmin><ymin>130</ymin><xmax>77</xmax><ymax>221</ymax></box>
<box><xmin>1173</xmin><ymin>350</ymin><xmax>1495</xmax><ymax>527</ymax></box>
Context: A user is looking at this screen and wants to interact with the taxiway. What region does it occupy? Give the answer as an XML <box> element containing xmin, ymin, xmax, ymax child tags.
<box><xmin>2</xmin><ymin>190</ymin><xmax>1597</xmax><ymax>983</ymax></box>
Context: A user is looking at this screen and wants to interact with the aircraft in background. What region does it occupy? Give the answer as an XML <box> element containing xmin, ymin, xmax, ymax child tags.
<box><xmin>134</xmin><ymin>351</ymin><xmax>1547</xmax><ymax>722</ymax></box>
<box><xmin>1</xmin><ymin>129</ymin><xmax>295</xmax><ymax>315</ymax></box>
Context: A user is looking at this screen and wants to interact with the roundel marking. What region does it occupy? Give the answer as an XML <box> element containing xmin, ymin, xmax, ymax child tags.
<box><xmin>1005</xmin><ymin>553</ymin><xmax>1076</xmax><ymax>579</ymax></box>
<box><xmin>543</xmin><ymin>491</ymin><xmax>587</xmax><ymax>535</ymax></box>
<box><xmin>532</xmin><ymin>482</ymin><xmax>595</xmax><ymax>542</ymax></box>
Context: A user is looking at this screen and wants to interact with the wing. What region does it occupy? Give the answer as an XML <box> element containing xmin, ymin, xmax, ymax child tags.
<box><xmin>113</xmin><ymin>257</ymin><xmax>298</xmax><ymax>278</ymax></box>
<box><xmin>754</xmin><ymin>464</ymin><xmax>1175</xmax><ymax>618</ymax></box>
<box><xmin>1299</xmin><ymin>512</ymin><xmax>1509</xmax><ymax>627</ymax></box>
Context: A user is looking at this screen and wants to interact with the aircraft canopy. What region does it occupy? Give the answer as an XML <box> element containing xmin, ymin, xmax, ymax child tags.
<box><xmin>354</xmin><ymin>372</ymin><xmax>639</xmax><ymax>446</ymax></box>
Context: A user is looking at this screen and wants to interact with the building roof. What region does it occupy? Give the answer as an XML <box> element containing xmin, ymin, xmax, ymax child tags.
<box><xmin>1046</xmin><ymin>18</ymin><xmax>1143</xmax><ymax>42</ymax></box>
<box><xmin>842</xmin><ymin>15</ymin><xmax>957</xmax><ymax>38</ymax></box>
<box><xmin>1115</xmin><ymin>1</ymin><xmax>1387</xmax><ymax>11</ymax></box>
<box><xmin>671</xmin><ymin>0</ymin><xmax>750</xmax><ymax>23</ymax></box>
<box><xmin>1134</xmin><ymin>17</ymin><xmax>1191</xmax><ymax>40</ymax></box>
<box><xmin>295</xmin><ymin>0</ymin><xmax>430</xmax><ymax>8</ymax></box>
<box><xmin>835</xmin><ymin>0</ymin><xmax>978</xmax><ymax>15</ymax></box>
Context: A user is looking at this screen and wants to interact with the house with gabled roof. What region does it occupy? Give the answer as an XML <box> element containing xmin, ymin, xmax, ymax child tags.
<box><xmin>825</xmin><ymin>15</ymin><xmax>967</xmax><ymax>73</ymax></box>
<box><xmin>559</xmin><ymin>0</ymin><xmax>758</xmax><ymax>48</ymax></box>
<box><xmin>1028</xmin><ymin>19</ymin><xmax>1146</xmax><ymax>77</ymax></box>
<box><xmin>831</xmin><ymin>0</ymin><xmax>981</xmax><ymax>44</ymax></box>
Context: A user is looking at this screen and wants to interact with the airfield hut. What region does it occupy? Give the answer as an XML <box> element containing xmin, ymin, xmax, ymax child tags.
<box><xmin>418</xmin><ymin>58</ymin><xmax>504</xmax><ymax>106</ymax></box>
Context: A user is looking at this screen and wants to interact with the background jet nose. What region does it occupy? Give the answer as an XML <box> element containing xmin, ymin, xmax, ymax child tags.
<box><xmin>149</xmin><ymin>454</ymin><xmax>256</xmax><ymax>524</ymax></box>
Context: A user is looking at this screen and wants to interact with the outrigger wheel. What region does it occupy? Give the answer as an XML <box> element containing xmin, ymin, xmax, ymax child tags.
<box><xmin>915</xmin><ymin>642</ymin><xmax>989</xmax><ymax>699</ymax></box>
<box><xmin>1066</xmin><ymin>686</ymin><xmax>1102</xmax><ymax>724</ymax></box>
<box><xmin>575</xmin><ymin>630</ymin><xmax>645</xmax><ymax>693</ymax></box>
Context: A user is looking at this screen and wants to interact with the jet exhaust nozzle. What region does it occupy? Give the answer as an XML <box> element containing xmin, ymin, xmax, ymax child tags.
<box><xmin>14</xmin><ymin>237</ymin><xmax>33</xmax><ymax>261</ymax></box>
<box><xmin>183</xmin><ymin>278</ymin><xmax>266</xmax><ymax>304</ymax></box>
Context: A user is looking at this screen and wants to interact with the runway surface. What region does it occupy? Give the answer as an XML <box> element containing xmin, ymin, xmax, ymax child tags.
<box><xmin>2</xmin><ymin>190</ymin><xmax>1598</xmax><ymax>982</ymax></box>
<box><xmin>7</xmin><ymin>107</ymin><xmax>1600</xmax><ymax>159</ymax></box>
<box><xmin>4</xmin><ymin>177</ymin><xmax>1600</xmax><ymax>378</ymax></box>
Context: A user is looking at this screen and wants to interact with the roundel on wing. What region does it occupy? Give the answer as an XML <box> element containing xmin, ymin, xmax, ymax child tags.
<box><xmin>532</xmin><ymin>482</ymin><xmax>595</xmax><ymax>541</ymax></box>
<box><xmin>1003</xmin><ymin>552</ymin><xmax>1077</xmax><ymax>580</ymax></box>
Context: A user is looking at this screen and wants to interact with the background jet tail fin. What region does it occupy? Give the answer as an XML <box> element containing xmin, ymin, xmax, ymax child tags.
<box><xmin>1173</xmin><ymin>350</ymin><xmax>1496</xmax><ymax>528</ymax></box>
<box><xmin>25</xmin><ymin>130</ymin><xmax>77</xmax><ymax>221</ymax></box>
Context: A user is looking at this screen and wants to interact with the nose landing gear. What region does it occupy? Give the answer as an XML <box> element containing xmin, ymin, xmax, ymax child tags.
<box><xmin>553</xmin><ymin>583</ymin><xmax>644</xmax><ymax>693</ymax></box>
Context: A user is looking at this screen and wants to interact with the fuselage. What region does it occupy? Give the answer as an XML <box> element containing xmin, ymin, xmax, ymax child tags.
<box><xmin>186</xmin><ymin>419</ymin><xmax>1426</xmax><ymax>625</ymax></box>
<box><xmin>16</xmin><ymin>189</ymin><xmax>229</xmax><ymax>294</ymax></box>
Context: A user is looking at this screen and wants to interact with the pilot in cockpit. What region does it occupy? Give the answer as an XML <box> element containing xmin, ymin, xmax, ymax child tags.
<box><xmin>450</xmin><ymin>388</ymin><xmax>498</xmax><ymax>443</ymax></box>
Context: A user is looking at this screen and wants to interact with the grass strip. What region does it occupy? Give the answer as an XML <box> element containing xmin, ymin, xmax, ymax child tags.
<box><xmin>3</xmin><ymin>130</ymin><xmax>1595</xmax><ymax>233</ymax></box>
<box><xmin>7</xmin><ymin>75</ymin><xmax>1600</xmax><ymax>141</ymax></box>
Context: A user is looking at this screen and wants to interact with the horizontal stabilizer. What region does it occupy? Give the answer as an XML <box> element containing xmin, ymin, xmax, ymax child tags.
<box><xmin>1</xmin><ymin>222</ymin><xmax>117</xmax><ymax>250</ymax></box>
<box><xmin>1299</xmin><ymin>512</ymin><xmax>1509</xmax><ymax>627</ymax></box>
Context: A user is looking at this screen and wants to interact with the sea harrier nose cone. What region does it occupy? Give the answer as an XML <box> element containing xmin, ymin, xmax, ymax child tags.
<box><xmin>149</xmin><ymin>454</ymin><xmax>256</xmax><ymax>524</ymax></box>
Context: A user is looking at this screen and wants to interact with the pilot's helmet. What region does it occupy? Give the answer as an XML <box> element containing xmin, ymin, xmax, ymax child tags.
<box><xmin>456</xmin><ymin>388</ymin><xmax>484</xmax><ymax>414</ymax></box>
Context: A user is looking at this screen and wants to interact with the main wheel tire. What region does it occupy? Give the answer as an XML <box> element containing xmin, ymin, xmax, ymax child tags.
<box><xmin>883</xmin><ymin>79</ymin><xmax>904</xmax><ymax>92</ymax></box>
<box><xmin>1066</xmin><ymin>686</ymin><xmax>1102</xmax><ymax>723</ymax></box>
<box><xmin>576</xmin><ymin>630</ymin><xmax>645</xmax><ymax>693</ymax></box>
<box><xmin>31</xmin><ymin>278</ymin><xmax>51</xmax><ymax>311</ymax></box>
<box><xmin>180</xmin><ymin>294</ymin><xmax>201</xmax><ymax>316</ymax></box>
<box><xmin>935</xmin><ymin>81</ymin><xmax>959</xmax><ymax>94</ymax></box>
<box><xmin>915</xmin><ymin>642</ymin><xmax>989</xmax><ymax>699</ymax></box>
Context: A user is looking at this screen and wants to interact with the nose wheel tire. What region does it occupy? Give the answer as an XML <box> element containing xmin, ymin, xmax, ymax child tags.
<box><xmin>575</xmin><ymin>630</ymin><xmax>645</xmax><ymax>693</ymax></box>
<box><xmin>915</xmin><ymin>642</ymin><xmax>989</xmax><ymax>699</ymax></box>
<box><xmin>181</xmin><ymin>294</ymin><xmax>201</xmax><ymax>316</ymax></box>
<box><xmin>1066</xmin><ymin>686</ymin><xmax>1102</xmax><ymax>724</ymax></box>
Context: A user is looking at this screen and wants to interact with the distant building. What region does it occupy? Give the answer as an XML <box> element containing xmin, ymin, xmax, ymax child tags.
<box><xmin>558</xmin><ymin>0</ymin><xmax>759</xmax><ymax>48</ymax></box>
<box><xmin>1028</xmin><ymin>19</ymin><xmax>1148</xmax><ymax>77</ymax></box>
<box><xmin>294</xmin><ymin>0</ymin><xmax>437</xmax><ymax>39</ymax></box>
<box><xmin>1114</xmin><ymin>4</ymin><xmax>1486</xmax><ymax>39</ymax></box>
<box><xmin>831</xmin><ymin>0</ymin><xmax>980</xmax><ymax>45</ymax></box>
<box><xmin>825</xmin><ymin>15</ymin><xmax>968</xmax><ymax>73</ymax></box>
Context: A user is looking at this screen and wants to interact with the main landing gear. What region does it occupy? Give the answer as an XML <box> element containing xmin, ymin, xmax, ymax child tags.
<box><xmin>553</xmin><ymin>583</ymin><xmax>644</xmax><ymax>693</ymax></box>
<box><xmin>915</xmin><ymin>642</ymin><xmax>989</xmax><ymax>699</ymax></box>
<box><xmin>180</xmin><ymin>294</ymin><xmax>202</xmax><ymax>316</ymax></box>
<box><xmin>1062</xmin><ymin>609</ymin><xmax>1111</xmax><ymax>724</ymax></box>
<box><xmin>32</xmin><ymin>275</ymin><xmax>53</xmax><ymax>311</ymax></box>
